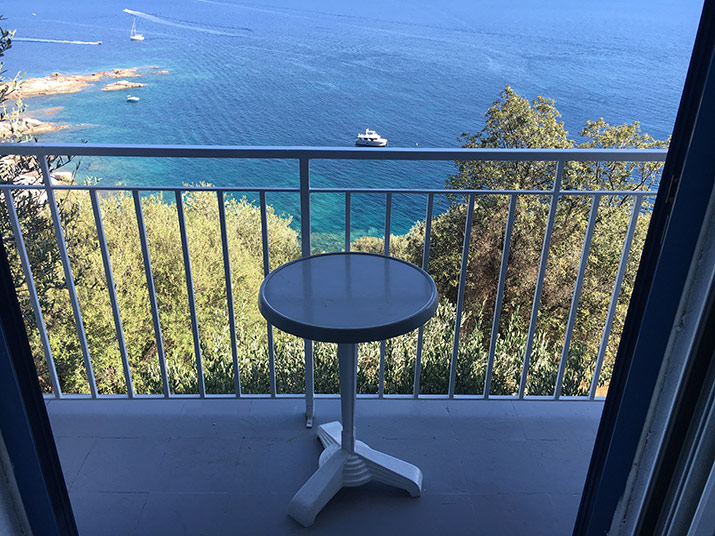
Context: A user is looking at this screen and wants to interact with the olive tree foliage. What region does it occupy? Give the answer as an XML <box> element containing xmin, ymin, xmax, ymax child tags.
<box><xmin>0</xmin><ymin>17</ymin><xmax>83</xmax><ymax>390</ymax></box>
<box><xmin>47</xmin><ymin>190</ymin><xmax>301</xmax><ymax>395</ymax></box>
<box><xmin>313</xmin><ymin>87</ymin><xmax>667</xmax><ymax>397</ymax></box>
<box><xmin>402</xmin><ymin>86</ymin><xmax>668</xmax><ymax>395</ymax></box>
<box><xmin>1</xmin><ymin>36</ymin><xmax>669</xmax><ymax>399</ymax></box>
<box><xmin>0</xmin><ymin>20</ymin><xmax>12</xmax><ymax>101</ymax></box>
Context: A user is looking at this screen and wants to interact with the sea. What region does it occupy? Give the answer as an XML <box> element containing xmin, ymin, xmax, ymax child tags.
<box><xmin>0</xmin><ymin>0</ymin><xmax>704</xmax><ymax>245</ymax></box>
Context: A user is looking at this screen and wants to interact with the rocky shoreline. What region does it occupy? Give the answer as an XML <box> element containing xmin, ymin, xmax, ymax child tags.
<box><xmin>13</xmin><ymin>66</ymin><xmax>168</xmax><ymax>99</ymax></box>
<box><xmin>0</xmin><ymin>116</ymin><xmax>68</xmax><ymax>137</ymax></box>
<box><xmin>1</xmin><ymin>66</ymin><xmax>169</xmax><ymax>135</ymax></box>
<box><xmin>102</xmin><ymin>80</ymin><xmax>144</xmax><ymax>92</ymax></box>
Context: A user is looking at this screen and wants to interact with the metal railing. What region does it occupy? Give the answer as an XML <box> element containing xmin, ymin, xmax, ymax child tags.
<box><xmin>0</xmin><ymin>143</ymin><xmax>667</xmax><ymax>423</ymax></box>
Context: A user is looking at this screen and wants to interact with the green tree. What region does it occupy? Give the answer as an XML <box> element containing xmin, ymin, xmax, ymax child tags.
<box><xmin>50</xmin><ymin>189</ymin><xmax>301</xmax><ymax>395</ymax></box>
<box><xmin>1</xmin><ymin>54</ymin><xmax>669</xmax><ymax>399</ymax></box>
<box><xmin>419</xmin><ymin>86</ymin><xmax>668</xmax><ymax>395</ymax></box>
<box><xmin>0</xmin><ymin>17</ymin><xmax>82</xmax><ymax>391</ymax></box>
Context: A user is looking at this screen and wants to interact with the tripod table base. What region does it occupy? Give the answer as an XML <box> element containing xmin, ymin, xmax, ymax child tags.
<box><xmin>287</xmin><ymin>421</ymin><xmax>423</xmax><ymax>527</ymax></box>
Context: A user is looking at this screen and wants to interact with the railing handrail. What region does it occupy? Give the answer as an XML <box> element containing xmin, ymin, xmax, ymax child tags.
<box><xmin>0</xmin><ymin>142</ymin><xmax>668</xmax><ymax>161</ymax></box>
<box><xmin>0</xmin><ymin>184</ymin><xmax>659</xmax><ymax>196</ymax></box>
<box><xmin>0</xmin><ymin>144</ymin><xmax>667</xmax><ymax>411</ymax></box>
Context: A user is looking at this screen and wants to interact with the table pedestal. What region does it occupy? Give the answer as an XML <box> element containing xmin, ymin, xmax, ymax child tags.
<box><xmin>288</xmin><ymin>344</ymin><xmax>423</xmax><ymax>527</ymax></box>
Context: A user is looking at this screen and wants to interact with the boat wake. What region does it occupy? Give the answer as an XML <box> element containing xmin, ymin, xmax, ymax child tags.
<box><xmin>14</xmin><ymin>37</ymin><xmax>102</xmax><ymax>45</ymax></box>
<box><xmin>123</xmin><ymin>8</ymin><xmax>248</xmax><ymax>37</ymax></box>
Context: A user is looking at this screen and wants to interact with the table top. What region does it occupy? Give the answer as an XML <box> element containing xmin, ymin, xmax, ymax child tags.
<box><xmin>259</xmin><ymin>252</ymin><xmax>438</xmax><ymax>343</ymax></box>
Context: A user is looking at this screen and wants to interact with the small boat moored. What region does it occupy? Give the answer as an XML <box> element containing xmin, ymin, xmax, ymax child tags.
<box><xmin>355</xmin><ymin>128</ymin><xmax>387</xmax><ymax>147</ymax></box>
<box><xmin>126</xmin><ymin>95</ymin><xmax>140</xmax><ymax>102</ymax></box>
<box><xmin>129</xmin><ymin>16</ymin><xmax>144</xmax><ymax>41</ymax></box>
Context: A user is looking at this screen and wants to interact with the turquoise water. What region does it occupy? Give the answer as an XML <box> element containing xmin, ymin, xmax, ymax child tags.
<box><xmin>1</xmin><ymin>0</ymin><xmax>703</xmax><ymax>240</ymax></box>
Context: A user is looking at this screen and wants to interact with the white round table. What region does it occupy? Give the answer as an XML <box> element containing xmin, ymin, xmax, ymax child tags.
<box><xmin>259</xmin><ymin>252</ymin><xmax>438</xmax><ymax>527</ymax></box>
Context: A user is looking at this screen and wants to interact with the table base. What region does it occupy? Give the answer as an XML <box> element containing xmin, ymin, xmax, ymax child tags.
<box><xmin>288</xmin><ymin>421</ymin><xmax>423</xmax><ymax>527</ymax></box>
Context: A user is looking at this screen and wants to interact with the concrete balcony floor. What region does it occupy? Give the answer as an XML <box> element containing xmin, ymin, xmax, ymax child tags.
<box><xmin>46</xmin><ymin>397</ymin><xmax>603</xmax><ymax>536</ymax></box>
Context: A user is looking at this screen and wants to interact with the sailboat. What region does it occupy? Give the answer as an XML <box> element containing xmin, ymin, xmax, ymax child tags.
<box><xmin>130</xmin><ymin>17</ymin><xmax>144</xmax><ymax>41</ymax></box>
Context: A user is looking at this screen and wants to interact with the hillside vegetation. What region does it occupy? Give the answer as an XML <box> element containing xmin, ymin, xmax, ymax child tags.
<box><xmin>1</xmin><ymin>22</ymin><xmax>668</xmax><ymax>396</ymax></box>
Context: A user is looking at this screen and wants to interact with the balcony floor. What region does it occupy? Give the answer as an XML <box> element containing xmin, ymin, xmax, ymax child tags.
<box><xmin>46</xmin><ymin>398</ymin><xmax>603</xmax><ymax>536</ymax></box>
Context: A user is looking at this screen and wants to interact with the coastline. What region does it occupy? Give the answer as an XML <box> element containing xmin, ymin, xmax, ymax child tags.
<box><xmin>0</xmin><ymin>116</ymin><xmax>68</xmax><ymax>137</ymax></box>
<box><xmin>2</xmin><ymin>66</ymin><xmax>169</xmax><ymax>134</ymax></box>
<box><xmin>13</xmin><ymin>66</ymin><xmax>169</xmax><ymax>99</ymax></box>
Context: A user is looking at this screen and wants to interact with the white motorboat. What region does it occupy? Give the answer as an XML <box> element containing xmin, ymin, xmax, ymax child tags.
<box><xmin>129</xmin><ymin>17</ymin><xmax>144</xmax><ymax>41</ymax></box>
<box><xmin>355</xmin><ymin>129</ymin><xmax>387</xmax><ymax>147</ymax></box>
<box><xmin>126</xmin><ymin>95</ymin><xmax>140</xmax><ymax>102</ymax></box>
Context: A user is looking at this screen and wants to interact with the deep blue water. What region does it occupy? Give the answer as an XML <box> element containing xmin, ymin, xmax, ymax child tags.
<box><xmin>1</xmin><ymin>0</ymin><xmax>704</xmax><ymax>243</ymax></box>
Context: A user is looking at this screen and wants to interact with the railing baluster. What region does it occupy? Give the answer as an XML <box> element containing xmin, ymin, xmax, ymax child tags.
<box><xmin>384</xmin><ymin>192</ymin><xmax>392</xmax><ymax>256</ymax></box>
<box><xmin>554</xmin><ymin>194</ymin><xmax>600</xmax><ymax>398</ymax></box>
<box><xmin>175</xmin><ymin>190</ymin><xmax>205</xmax><ymax>397</ymax></box>
<box><xmin>300</xmin><ymin>157</ymin><xmax>314</xmax><ymax>427</ymax></box>
<box><xmin>484</xmin><ymin>194</ymin><xmax>517</xmax><ymax>398</ymax></box>
<box><xmin>133</xmin><ymin>190</ymin><xmax>170</xmax><ymax>397</ymax></box>
<box><xmin>217</xmin><ymin>191</ymin><xmax>241</xmax><ymax>397</ymax></box>
<box><xmin>90</xmin><ymin>190</ymin><xmax>133</xmax><ymax>397</ymax></box>
<box><xmin>0</xmin><ymin>144</ymin><xmax>665</xmax><ymax>404</ymax></box>
<box><xmin>518</xmin><ymin>160</ymin><xmax>564</xmax><ymax>398</ymax></box>
<box><xmin>345</xmin><ymin>192</ymin><xmax>351</xmax><ymax>252</ymax></box>
<box><xmin>260</xmin><ymin>191</ymin><xmax>277</xmax><ymax>397</ymax></box>
<box><xmin>3</xmin><ymin>190</ymin><xmax>61</xmax><ymax>397</ymax></box>
<box><xmin>449</xmin><ymin>193</ymin><xmax>475</xmax><ymax>398</ymax></box>
<box><xmin>590</xmin><ymin>195</ymin><xmax>644</xmax><ymax>399</ymax></box>
<box><xmin>300</xmin><ymin>159</ymin><xmax>311</xmax><ymax>256</ymax></box>
<box><xmin>39</xmin><ymin>156</ymin><xmax>97</xmax><ymax>397</ymax></box>
<box><xmin>379</xmin><ymin>193</ymin><xmax>392</xmax><ymax>397</ymax></box>
<box><xmin>414</xmin><ymin>193</ymin><xmax>434</xmax><ymax>398</ymax></box>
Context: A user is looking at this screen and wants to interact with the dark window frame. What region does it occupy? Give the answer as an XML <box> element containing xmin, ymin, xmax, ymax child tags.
<box><xmin>574</xmin><ymin>1</ymin><xmax>715</xmax><ymax>533</ymax></box>
<box><xmin>0</xmin><ymin>236</ymin><xmax>78</xmax><ymax>536</ymax></box>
